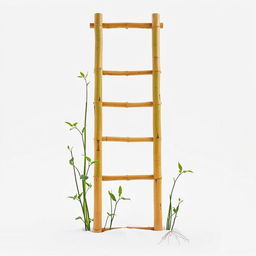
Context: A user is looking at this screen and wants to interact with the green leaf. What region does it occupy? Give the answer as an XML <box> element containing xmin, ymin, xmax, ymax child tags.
<box><xmin>65</xmin><ymin>121</ymin><xmax>73</xmax><ymax>127</ymax></box>
<box><xmin>67</xmin><ymin>146</ymin><xmax>73</xmax><ymax>151</ymax></box>
<box><xmin>86</xmin><ymin>182</ymin><xmax>92</xmax><ymax>188</ymax></box>
<box><xmin>183</xmin><ymin>170</ymin><xmax>193</xmax><ymax>173</ymax></box>
<box><xmin>90</xmin><ymin>160</ymin><xmax>98</xmax><ymax>165</ymax></box>
<box><xmin>178</xmin><ymin>162</ymin><xmax>183</xmax><ymax>172</ymax></box>
<box><xmin>118</xmin><ymin>186</ymin><xmax>122</xmax><ymax>197</ymax></box>
<box><xmin>75</xmin><ymin>216</ymin><xmax>84</xmax><ymax>223</ymax></box>
<box><xmin>82</xmin><ymin>127</ymin><xmax>85</xmax><ymax>133</ymax></box>
<box><xmin>77</xmin><ymin>192</ymin><xmax>83</xmax><ymax>199</ymax></box>
<box><xmin>108</xmin><ymin>191</ymin><xmax>116</xmax><ymax>201</ymax></box>
<box><xmin>107</xmin><ymin>212</ymin><xmax>115</xmax><ymax>217</ymax></box>
<box><xmin>84</xmin><ymin>156</ymin><xmax>91</xmax><ymax>163</ymax></box>
<box><xmin>73</xmin><ymin>122</ymin><xmax>78</xmax><ymax>127</ymax></box>
<box><xmin>121</xmin><ymin>197</ymin><xmax>130</xmax><ymax>200</ymax></box>
<box><xmin>80</xmin><ymin>72</ymin><xmax>85</xmax><ymax>77</ymax></box>
<box><xmin>69</xmin><ymin>157</ymin><xmax>74</xmax><ymax>166</ymax></box>
<box><xmin>67</xmin><ymin>194</ymin><xmax>77</xmax><ymax>200</ymax></box>
<box><xmin>80</xmin><ymin>174</ymin><xmax>88</xmax><ymax>181</ymax></box>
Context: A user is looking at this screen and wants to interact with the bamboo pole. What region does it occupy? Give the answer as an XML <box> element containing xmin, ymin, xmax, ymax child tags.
<box><xmin>90</xmin><ymin>23</ymin><xmax>163</xmax><ymax>29</ymax></box>
<box><xmin>93</xmin><ymin>13</ymin><xmax>103</xmax><ymax>233</ymax></box>
<box><xmin>102</xmin><ymin>226</ymin><xmax>154</xmax><ymax>231</ymax></box>
<box><xmin>152</xmin><ymin>13</ymin><xmax>163</xmax><ymax>231</ymax></box>
<box><xmin>103</xmin><ymin>70</ymin><xmax>152</xmax><ymax>76</ymax></box>
<box><xmin>102</xmin><ymin>136</ymin><xmax>153</xmax><ymax>142</ymax></box>
<box><xmin>102</xmin><ymin>175</ymin><xmax>154</xmax><ymax>181</ymax></box>
<box><xmin>102</xmin><ymin>101</ymin><xmax>153</xmax><ymax>107</ymax></box>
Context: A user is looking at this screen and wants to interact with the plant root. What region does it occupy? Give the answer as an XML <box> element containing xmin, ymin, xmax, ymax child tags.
<box><xmin>159</xmin><ymin>229</ymin><xmax>189</xmax><ymax>244</ymax></box>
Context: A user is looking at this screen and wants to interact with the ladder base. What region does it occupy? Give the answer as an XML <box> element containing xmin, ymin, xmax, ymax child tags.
<box><xmin>102</xmin><ymin>226</ymin><xmax>155</xmax><ymax>232</ymax></box>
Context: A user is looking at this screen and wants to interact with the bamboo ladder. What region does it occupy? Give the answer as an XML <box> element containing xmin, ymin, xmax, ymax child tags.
<box><xmin>90</xmin><ymin>13</ymin><xmax>163</xmax><ymax>232</ymax></box>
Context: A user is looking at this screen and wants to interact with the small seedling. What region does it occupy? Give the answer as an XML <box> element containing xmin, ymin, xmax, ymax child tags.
<box><xmin>166</xmin><ymin>162</ymin><xmax>193</xmax><ymax>231</ymax></box>
<box><xmin>104</xmin><ymin>186</ymin><xmax>131</xmax><ymax>229</ymax></box>
<box><xmin>66</xmin><ymin>72</ymin><xmax>97</xmax><ymax>231</ymax></box>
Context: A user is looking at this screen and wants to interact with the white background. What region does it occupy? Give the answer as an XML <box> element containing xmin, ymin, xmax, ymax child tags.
<box><xmin>0</xmin><ymin>0</ymin><xmax>255</xmax><ymax>255</ymax></box>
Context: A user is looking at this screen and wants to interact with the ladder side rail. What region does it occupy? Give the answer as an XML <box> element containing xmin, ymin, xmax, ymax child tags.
<box><xmin>152</xmin><ymin>13</ymin><xmax>163</xmax><ymax>231</ymax></box>
<box><xmin>93</xmin><ymin>13</ymin><xmax>103</xmax><ymax>233</ymax></box>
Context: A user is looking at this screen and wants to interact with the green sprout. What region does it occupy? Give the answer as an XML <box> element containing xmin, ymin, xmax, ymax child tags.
<box><xmin>104</xmin><ymin>186</ymin><xmax>131</xmax><ymax>229</ymax></box>
<box><xmin>166</xmin><ymin>162</ymin><xmax>193</xmax><ymax>231</ymax></box>
<box><xmin>66</xmin><ymin>72</ymin><xmax>96</xmax><ymax>231</ymax></box>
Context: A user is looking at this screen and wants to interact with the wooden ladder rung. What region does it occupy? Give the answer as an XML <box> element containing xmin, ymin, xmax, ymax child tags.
<box><xmin>102</xmin><ymin>136</ymin><xmax>153</xmax><ymax>142</ymax></box>
<box><xmin>103</xmin><ymin>70</ymin><xmax>152</xmax><ymax>76</ymax></box>
<box><xmin>90</xmin><ymin>23</ymin><xmax>163</xmax><ymax>29</ymax></box>
<box><xmin>102</xmin><ymin>175</ymin><xmax>154</xmax><ymax>181</ymax></box>
<box><xmin>102</xmin><ymin>226</ymin><xmax>154</xmax><ymax>231</ymax></box>
<box><xmin>102</xmin><ymin>101</ymin><xmax>153</xmax><ymax>108</ymax></box>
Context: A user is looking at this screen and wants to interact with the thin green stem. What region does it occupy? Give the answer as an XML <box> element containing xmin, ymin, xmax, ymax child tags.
<box><xmin>110</xmin><ymin>198</ymin><xmax>120</xmax><ymax>228</ymax></box>
<box><xmin>74</xmin><ymin>165</ymin><xmax>81</xmax><ymax>177</ymax></box>
<box><xmin>75</xmin><ymin>78</ymin><xmax>90</xmax><ymax>230</ymax></box>
<box><xmin>104</xmin><ymin>216</ymin><xmax>109</xmax><ymax>229</ymax></box>
<box><xmin>109</xmin><ymin>195</ymin><xmax>113</xmax><ymax>228</ymax></box>
<box><xmin>104</xmin><ymin>196</ymin><xmax>113</xmax><ymax>229</ymax></box>
<box><xmin>110</xmin><ymin>196</ymin><xmax>113</xmax><ymax>215</ymax></box>
<box><xmin>73</xmin><ymin>168</ymin><xmax>83</xmax><ymax>211</ymax></box>
<box><xmin>74</xmin><ymin>126</ymin><xmax>83</xmax><ymax>137</ymax></box>
<box><xmin>67</xmin><ymin>74</ymin><xmax>92</xmax><ymax>231</ymax></box>
<box><xmin>70</xmin><ymin>150</ymin><xmax>86</xmax><ymax>229</ymax></box>
<box><xmin>81</xmin><ymin>79</ymin><xmax>90</xmax><ymax>230</ymax></box>
<box><xmin>82</xmin><ymin>189</ymin><xmax>90</xmax><ymax>231</ymax></box>
<box><xmin>83</xmin><ymin>79</ymin><xmax>89</xmax><ymax>176</ymax></box>
<box><xmin>70</xmin><ymin>151</ymin><xmax>88</xmax><ymax>230</ymax></box>
<box><xmin>166</xmin><ymin>196</ymin><xmax>172</xmax><ymax>230</ymax></box>
<box><xmin>170</xmin><ymin>201</ymin><xmax>182</xmax><ymax>231</ymax></box>
<box><xmin>86</xmin><ymin>163</ymin><xmax>91</xmax><ymax>176</ymax></box>
<box><xmin>71</xmin><ymin>124</ymin><xmax>90</xmax><ymax>226</ymax></box>
<box><xmin>170</xmin><ymin>213</ymin><xmax>178</xmax><ymax>231</ymax></box>
<box><xmin>85</xmin><ymin>164</ymin><xmax>92</xmax><ymax>195</ymax></box>
<box><xmin>166</xmin><ymin>173</ymin><xmax>182</xmax><ymax>230</ymax></box>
